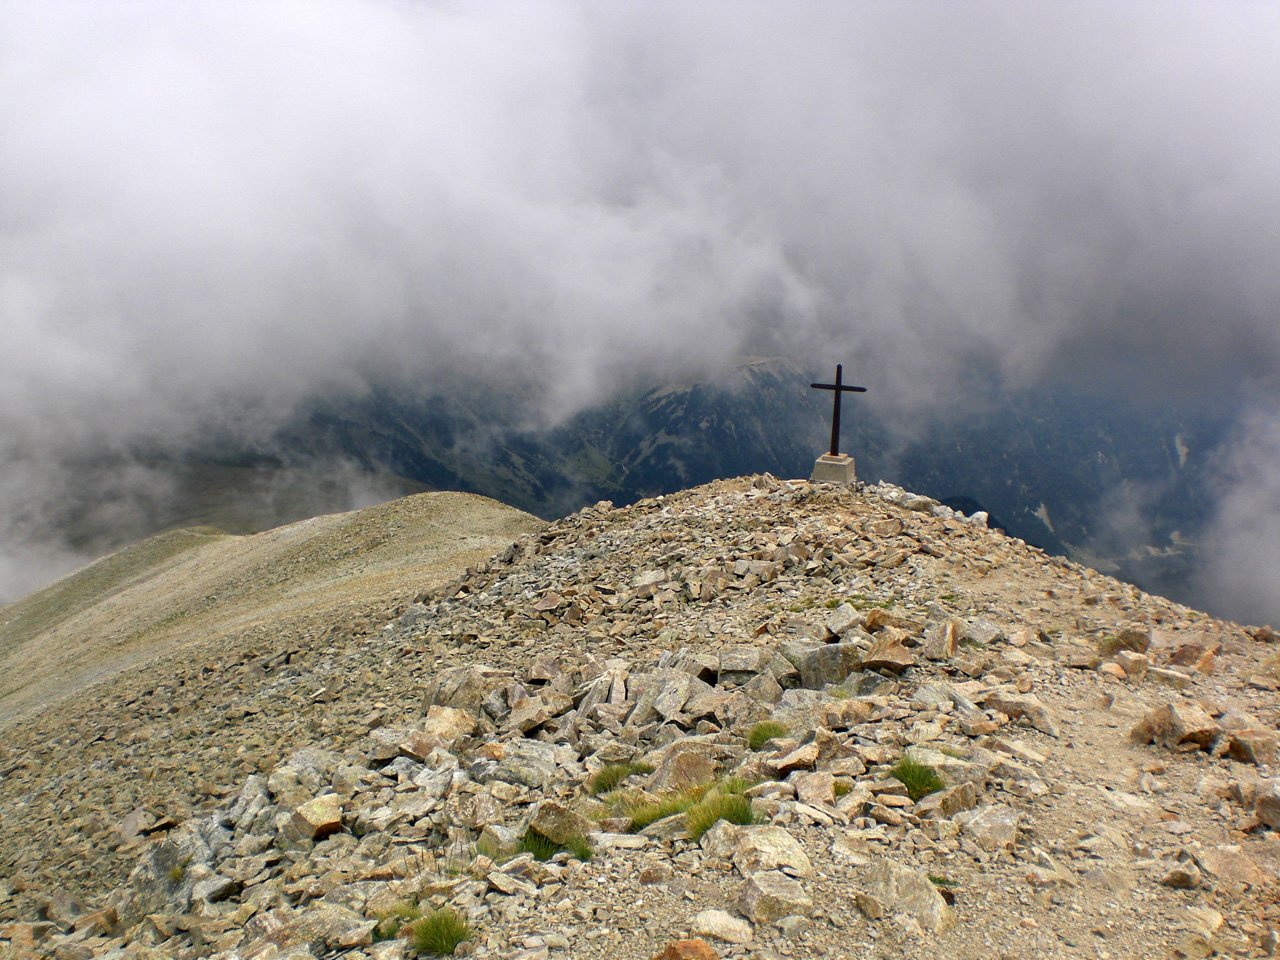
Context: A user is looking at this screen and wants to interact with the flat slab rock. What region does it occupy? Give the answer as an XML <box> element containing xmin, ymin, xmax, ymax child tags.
<box><xmin>689</xmin><ymin>909</ymin><xmax>753</xmax><ymax>944</ymax></box>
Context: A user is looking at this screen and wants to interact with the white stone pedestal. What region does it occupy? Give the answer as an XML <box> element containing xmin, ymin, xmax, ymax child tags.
<box><xmin>810</xmin><ymin>453</ymin><xmax>856</xmax><ymax>485</ymax></box>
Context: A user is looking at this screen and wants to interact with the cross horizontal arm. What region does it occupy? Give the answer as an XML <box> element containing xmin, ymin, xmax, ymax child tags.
<box><xmin>810</xmin><ymin>382</ymin><xmax>868</xmax><ymax>393</ymax></box>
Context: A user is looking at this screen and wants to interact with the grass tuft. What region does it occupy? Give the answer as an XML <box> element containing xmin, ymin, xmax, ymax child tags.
<box><xmin>517</xmin><ymin>827</ymin><xmax>592</xmax><ymax>862</ymax></box>
<box><xmin>621</xmin><ymin>787</ymin><xmax>706</xmax><ymax>832</ymax></box>
<box><xmin>746</xmin><ymin>721</ymin><xmax>790</xmax><ymax>751</ymax></box>
<box><xmin>564</xmin><ymin>833</ymin><xmax>594</xmax><ymax>862</ymax></box>
<box><xmin>517</xmin><ymin>828</ymin><xmax>561</xmax><ymax>861</ymax></box>
<box><xmin>889</xmin><ymin>757</ymin><xmax>945</xmax><ymax>802</ymax></box>
<box><xmin>373</xmin><ymin>900</ymin><xmax>422</xmax><ymax>942</ymax></box>
<box><xmin>686</xmin><ymin>793</ymin><xmax>755</xmax><ymax>840</ymax></box>
<box><xmin>610</xmin><ymin>776</ymin><xmax>760</xmax><ymax>835</ymax></box>
<box><xmin>407</xmin><ymin>907</ymin><xmax>472</xmax><ymax>956</ymax></box>
<box><xmin>587</xmin><ymin>761</ymin><xmax>655</xmax><ymax>796</ymax></box>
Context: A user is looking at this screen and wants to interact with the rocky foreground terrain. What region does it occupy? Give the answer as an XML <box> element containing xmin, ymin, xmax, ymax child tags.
<box><xmin>1</xmin><ymin>475</ymin><xmax>1277</xmax><ymax>960</ymax></box>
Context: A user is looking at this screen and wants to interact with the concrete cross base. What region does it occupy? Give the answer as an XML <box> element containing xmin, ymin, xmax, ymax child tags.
<box><xmin>811</xmin><ymin>453</ymin><xmax>856</xmax><ymax>485</ymax></box>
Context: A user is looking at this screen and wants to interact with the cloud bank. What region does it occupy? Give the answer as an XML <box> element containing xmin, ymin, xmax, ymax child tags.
<box><xmin>3</xmin><ymin>1</ymin><xmax>1280</xmax><ymax>617</ymax></box>
<box><xmin>1197</xmin><ymin>409</ymin><xmax>1280</xmax><ymax>626</ymax></box>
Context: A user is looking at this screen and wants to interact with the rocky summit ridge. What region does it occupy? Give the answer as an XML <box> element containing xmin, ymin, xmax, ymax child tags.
<box><xmin>1</xmin><ymin>474</ymin><xmax>1278</xmax><ymax>960</ymax></box>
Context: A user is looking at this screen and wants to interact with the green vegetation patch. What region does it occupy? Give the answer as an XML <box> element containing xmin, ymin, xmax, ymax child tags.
<box><xmin>407</xmin><ymin>907</ymin><xmax>472</xmax><ymax>956</ymax></box>
<box><xmin>517</xmin><ymin>827</ymin><xmax>592</xmax><ymax>862</ymax></box>
<box><xmin>617</xmin><ymin>786</ymin><xmax>708</xmax><ymax>832</ymax></box>
<box><xmin>889</xmin><ymin>757</ymin><xmax>945</xmax><ymax>802</ymax></box>
<box><xmin>610</xmin><ymin>777</ymin><xmax>757</xmax><ymax>837</ymax></box>
<box><xmin>746</xmin><ymin>721</ymin><xmax>790</xmax><ymax>751</ymax></box>
<box><xmin>587</xmin><ymin>761</ymin><xmax>655</xmax><ymax>796</ymax></box>
<box><xmin>374</xmin><ymin>900</ymin><xmax>423</xmax><ymax>942</ymax></box>
<box><xmin>686</xmin><ymin>793</ymin><xmax>755</xmax><ymax>840</ymax></box>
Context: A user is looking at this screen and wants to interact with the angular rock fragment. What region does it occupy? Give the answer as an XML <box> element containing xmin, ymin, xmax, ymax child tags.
<box><xmin>690</xmin><ymin>909</ymin><xmax>753</xmax><ymax>944</ymax></box>
<box><xmin>793</xmin><ymin>643</ymin><xmax>862</xmax><ymax>689</ymax></box>
<box><xmin>1172</xmin><ymin>907</ymin><xmax>1225</xmax><ymax>959</ymax></box>
<box><xmin>419</xmin><ymin>704</ymin><xmax>477</xmax><ymax>745</ymax></box>
<box><xmin>627</xmin><ymin>670</ymin><xmax>710</xmax><ymax>726</ymax></box>
<box><xmin>825</xmin><ymin>602</ymin><xmax>861</xmax><ymax>638</ymax></box>
<box><xmin>1193</xmin><ymin>845</ymin><xmax>1269</xmax><ymax>889</ymax></box>
<box><xmin>984</xmin><ymin>692</ymin><xmax>1060</xmax><ymax>738</ymax></box>
<box><xmin>859</xmin><ymin>859</ymin><xmax>955</xmax><ymax>933</ymax></box>
<box><xmin>285</xmin><ymin>793</ymin><xmax>343</xmax><ymax>841</ymax></box>
<box><xmin>740</xmin><ymin>671</ymin><xmax>783</xmax><ymax>705</ymax></box>
<box><xmin>953</xmin><ymin>804</ymin><xmax>1021</xmax><ymax>851</ymax></box>
<box><xmin>859</xmin><ymin>634</ymin><xmax>915</xmax><ymax>674</ymax></box>
<box><xmin>421</xmin><ymin>663</ymin><xmax>513</xmax><ymax>714</ymax></box>
<box><xmin>715</xmin><ymin>690</ymin><xmax>770</xmax><ymax>731</ymax></box>
<box><xmin>773</xmin><ymin>742</ymin><xmax>820</xmax><ymax>775</ymax></box>
<box><xmin>267</xmin><ymin>748</ymin><xmax>347</xmax><ymax>806</ymax></box>
<box><xmin>792</xmin><ymin>771</ymin><xmax>836</xmax><ymax>806</ymax></box>
<box><xmin>241</xmin><ymin>903</ymin><xmax>375</xmax><ymax>954</ymax></box>
<box><xmin>1254</xmin><ymin>780</ymin><xmax>1280</xmax><ymax>829</ymax></box>
<box><xmin>110</xmin><ymin>814</ymin><xmax>231</xmax><ymax>928</ymax></box>
<box><xmin>717</xmin><ymin>646</ymin><xmax>771</xmax><ymax>686</ymax></box>
<box><xmin>1225</xmin><ymin>730</ymin><xmax>1277</xmax><ymax>766</ymax></box>
<box><xmin>1148</xmin><ymin>666</ymin><xmax>1193</xmax><ymax>689</ymax></box>
<box><xmin>921</xmin><ymin>620</ymin><xmax>960</xmax><ymax>662</ymax></box>
<box><xmin>1169</xmin><ymin>638</ymin><xmax>1220</xmax><ymax>674</ymax></box>
<box><xmin>649</xmin><ymin>748</ymin><xmax>718</xmax><ymax>792</ymax></box>
<box><xmin>472</xmin><ymin>739</ymin><xmax>562</xmax><ymax>789</ymax></box>
<box><xmin>818</xmin><ymin>696</ymin><xmax>875</xmax><ymax>729</ymax></box>
<box><xmin>962</xmin><ymin>618</ymin><xmax>1004</xmax><ymax>646</ymax></box>
<box><xmin>1115</xmin><ymin>650</ymin><xmax>1149</xmax><ymax>682</ymax></box>
<box><xmin>652</xmin><ymin>939</ymin><xmax>721</xmax><ymax>960</ymax></box>
<box><xmin>737</xmin><ymin>871</ymin><xmax>813</xmax><ymax>923</ymax></box>
<box><xmin>1130</xmin><ymin>703</ymin><xmax>1221</xmax><ymax>750</ymax></box>
<box><xmin>731</xmin><ymin>826</ymin><xmax>813</xmax><ymax>878</ymax></box>
<box><xmin>913</xmin><ymin>782</ymin><xmax>978</xmax><ymax>819</ymax></box>
<box><xmin>506</xmin><ymin>692</ymin><xmax>574</xmax><ymax>734</ymax></box>
<box><xmin>527</xmin><ymin>800</ymin><xmax>593</xmax><ymax>845</ymax></box>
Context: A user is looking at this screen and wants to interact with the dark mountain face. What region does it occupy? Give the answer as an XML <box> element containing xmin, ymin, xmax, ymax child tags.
<box><xmin>274</xmin><ymin>358</ymin><xmax>1226</xmax><ymax>613</ymax></box>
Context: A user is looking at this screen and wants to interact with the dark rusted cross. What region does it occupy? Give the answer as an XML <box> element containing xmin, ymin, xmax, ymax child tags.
<box><xmin>810</xmin><ymin>363</ymin><xmax>867</xmax><ymax>457</ymax></box>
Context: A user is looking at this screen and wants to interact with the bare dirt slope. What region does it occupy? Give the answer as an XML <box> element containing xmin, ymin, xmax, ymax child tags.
<box><xmin>0</xmin><ymin>491</ymin><xmax>542</xmax><ymax>727</ymax></box>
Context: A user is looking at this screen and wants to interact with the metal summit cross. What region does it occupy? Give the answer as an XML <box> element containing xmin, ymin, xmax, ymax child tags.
<box><xmin>811</xmin><ymin>363</ymin><xmax>866</xmax><ymax>457</ymax></box>
<box><xmin>809</xmin><ymin>363</ymin><xmax>866</xmax><ymax>485</ymax></box>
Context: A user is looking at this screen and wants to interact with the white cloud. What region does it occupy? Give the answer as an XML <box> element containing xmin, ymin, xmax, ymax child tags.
<box><xmin>2</xmin><ymin>0</ymin><xmax>1280</xmax><ymax>607</ymax></box>
<box><xmin>1198</xmin><ymin>409</ymin><xmax>1280</xmax><ymax>627</ymax></box>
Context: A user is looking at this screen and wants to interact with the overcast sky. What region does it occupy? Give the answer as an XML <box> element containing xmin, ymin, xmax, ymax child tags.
<box><xmin>2</xmin><ymin>1</ymin><xmax>1279</xmax><ymax>619</ymax></box>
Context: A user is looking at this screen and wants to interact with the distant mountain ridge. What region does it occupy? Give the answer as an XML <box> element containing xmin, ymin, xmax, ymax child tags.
<box><xmin>18</xmin><ymin>359</ymin><xmax>1225</xmax><ymax>619</ymax></box>
<box><xmin>281</xmin><ymin>358</ymin><xmax>1224</xmax><ymax>610</ymax></box>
